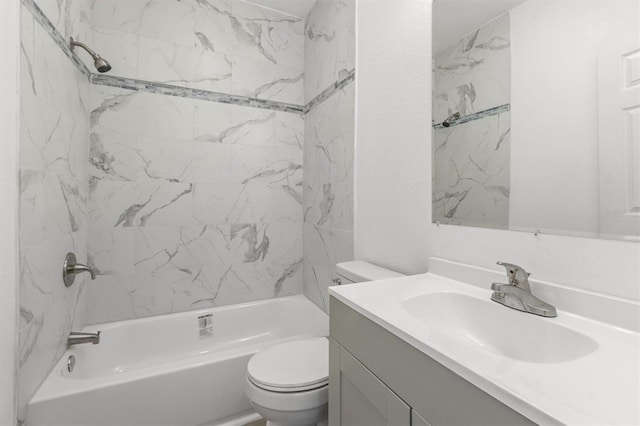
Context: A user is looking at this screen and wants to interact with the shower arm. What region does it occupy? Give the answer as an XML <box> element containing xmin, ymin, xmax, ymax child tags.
<box><xmin>442</xmin><ymin>111</ymin><xmax>461</xmax><ymax>127</ymax></box>
<box><xmin>70</xmin><ymin>37</ymin><xmax>100</xmax><ymax>59</ymax></box>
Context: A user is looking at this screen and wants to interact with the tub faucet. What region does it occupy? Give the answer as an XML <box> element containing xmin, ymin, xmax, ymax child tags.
<box><xmin>490</xmin><ymin>262</ymin><xmax>557</xmax><ymax>317</ymax></box>
<box><xmin>68</xmin><ymin>331</ymin><xmax>101</xmax><ymax>346</ymax></box>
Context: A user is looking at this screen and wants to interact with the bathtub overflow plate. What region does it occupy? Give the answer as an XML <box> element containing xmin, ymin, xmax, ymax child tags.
<box><xmin>67</xmin><ymin>354</ymin><xmax>76</xmax><ymax>373</ymax></box>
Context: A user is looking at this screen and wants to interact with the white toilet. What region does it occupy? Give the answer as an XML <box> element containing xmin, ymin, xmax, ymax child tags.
<box><xmin>244</xmin><ymin>261</ymin><xmax>404</xmax><ymax>426</ymax></box>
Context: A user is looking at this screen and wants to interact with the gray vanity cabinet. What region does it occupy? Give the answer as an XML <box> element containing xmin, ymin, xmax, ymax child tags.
<box><xmin>329</xmin><ymin>338</ymin><xmax>411</xmax><ymax>426</ymax></box>
<box><xmin>328</xmin><ymin>297</ymin><xmax>536</xmax><ymax>426</ymax></box>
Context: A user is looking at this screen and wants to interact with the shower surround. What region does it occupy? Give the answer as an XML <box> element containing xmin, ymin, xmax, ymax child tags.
<box><xmin>85</xmin><ymin>0</ymin><xmax>356</xmax><ymax>322</ymax></box>
<box><xmin>18</xmin><ymin>0</ymin><xmax>354</xmax><ymax>421</ymax></box>
<box><xmin>85</xmin><ymin>1</ymin><xmax>307</xmax><ymax>323</ymax></box>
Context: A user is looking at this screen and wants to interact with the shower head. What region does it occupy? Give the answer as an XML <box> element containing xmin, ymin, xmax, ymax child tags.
<box><xmin>442</xmin><ymin>112</ymin><xmax>461</xmax><ymax>127</ymax></box>
<box><xmin>93</xmin><ymin>57</ymin><xmax>112</xmax><ymax>73</ymax></box>
<box><xmin>69</xmin><ymin>37</ymin><xmax>112</xmax><ymax>73</ymax></box>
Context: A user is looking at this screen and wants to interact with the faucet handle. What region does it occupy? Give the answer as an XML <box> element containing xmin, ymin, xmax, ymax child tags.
<box><xmin>63</xmin><ymin>252</ymin><xmax>96</xmax><ymax>287</ymax></box>
<box><xmin>497</xmin><ymin>261</ymin><xmax>531</xmax><ymax>289</ymax></box>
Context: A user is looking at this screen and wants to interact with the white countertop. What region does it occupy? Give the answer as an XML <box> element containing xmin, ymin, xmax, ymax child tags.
<box><xmin>329</xmin><ymin>264</ymin><xmax>640</xmax><ymax>425</ymax></box>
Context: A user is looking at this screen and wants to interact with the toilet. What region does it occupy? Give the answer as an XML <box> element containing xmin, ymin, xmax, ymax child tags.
<box><xmin>244</xmin><ymin>261</ymin><xmax>404</xmax><ymax>426</ymax></box>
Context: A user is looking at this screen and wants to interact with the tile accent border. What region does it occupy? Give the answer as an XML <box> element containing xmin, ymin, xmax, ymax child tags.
<box><xmin>91</xmin><ymin>74</ymin><xmax>305</xmax><ymax>113</ymax></box>
<box><xmin>304</xmin><ymin>69</ymin><xmax>356</xmax><ymax>113</ymax></box>
<box><xmin>432</xmin><ymin>104</ymin><xmax>511</xmax><ymax>129</ymax></box>
<box><xmin>22</xmin><ymin>0</ymin><xmax>354</xmax><ymax>115</ymax></box>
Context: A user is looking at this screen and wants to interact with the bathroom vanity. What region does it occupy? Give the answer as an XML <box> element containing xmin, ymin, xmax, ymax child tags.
<box><xmin>329</xmin><ymin>298</ymin><xmax>533</xmax><ymax>426</ymax></box>
<box><xmin>328</xmin><ymin>258</ymin><xmax>640</xmax><ymax>426</ymax></box>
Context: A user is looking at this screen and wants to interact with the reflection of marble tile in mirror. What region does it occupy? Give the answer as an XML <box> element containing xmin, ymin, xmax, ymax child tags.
<box><xmin>433</xmin><ymin>111</ymin><xmax>510</xmax><ymax>228</ymax></box>
<box><xmin>433</xmin><ymin>13</ymin><xmax>510</xmax><ymax>125</ymax></box>
<box><xmin>432</xmin><ymin>0</ymin><xmax>640</xmax><ymax>241</ymax></box>
<box><xmin>432</xmin><ymin>11</ymin><xmax>511</xmax><ymax>228</ymax></box>
<box><xmin>432</xmin><ymin>0</ymin><xmax>526</xmax><ymax>55</ymax></box>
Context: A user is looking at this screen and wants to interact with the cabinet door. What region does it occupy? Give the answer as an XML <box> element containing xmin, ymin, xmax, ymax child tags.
<box><xmin>329</xmin><ymin>338</ymin><xmax>410</xmax><ymax>426</ymax></box>
<box><xmin>412</xmin><ymin>410</ymin><xmax>432</xmax><ymax>426</ymax></box>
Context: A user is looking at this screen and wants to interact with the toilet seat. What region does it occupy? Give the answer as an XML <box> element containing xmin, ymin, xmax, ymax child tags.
<box><xmin>248</xmin><ymin>374</ymin><xmax>328</xmax><ymax>393</ymax></box>
<box><xmin>247</xmin><ymin>337</ymin><xmax>328</xmax><ymax>393</ymax></box>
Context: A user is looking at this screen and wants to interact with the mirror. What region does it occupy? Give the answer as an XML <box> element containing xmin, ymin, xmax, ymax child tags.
<box><xmin>432</xmin><ymin>0</ymin><xmax>640</xmax><ymax>241</ymax></box>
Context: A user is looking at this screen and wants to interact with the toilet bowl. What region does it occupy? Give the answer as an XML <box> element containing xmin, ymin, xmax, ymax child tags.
<box><xmin>244</xmin><ymin>337</ymin><xmax>329</xmax><ymax>426</ymax></box>
<box><xmin>244</xmin><ymin>261</ymin><xmax>404</xmax><ymax>426</ymax></box>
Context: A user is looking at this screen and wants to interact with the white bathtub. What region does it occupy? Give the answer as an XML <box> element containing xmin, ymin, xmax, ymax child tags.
<box><xmin>27</xmin><ymin>295</ymin><xmax>328</xmax><ymax>426</ymax></box>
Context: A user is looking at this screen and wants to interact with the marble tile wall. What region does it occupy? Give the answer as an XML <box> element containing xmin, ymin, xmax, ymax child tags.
<box><xmin>432</xmin><ymin>13</ymin><xmax>511</xmax><ymax>228</ymax></box>
<box><xmin>31</xmin><ymin>0</ymin><xmax>93</xmax><ymax>47</ymax></box>
<box><xmin>304</xmin><ymin>0</ymin><xmax>355</xmax><ymax>102</ymax></box>
<box><xmin>90</xmin><ymin>0</ymin><xmax>305</xmax><ymax>105</ymax></box>
<box><xmin>18</xmin><ymin>0</ymin><xmax>91</xmax><ymax>422</ymax></box>
<box><xmin>302</xmin><ymin>0</ymin><xmax>355</xmax><ymax>311</ymax></box>
<box><xmin>85</xmin><ymin>84</ymin><xmax>305</xmax><ymax>323</ymax></box>
<box><xmin>84</xmin><ymin>0</ymin><xmax>358</xmax><ymax>322</ymax></box>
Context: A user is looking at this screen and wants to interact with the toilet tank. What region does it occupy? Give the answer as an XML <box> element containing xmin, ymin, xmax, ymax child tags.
<box><xmin>335</xmin><ymin>261</ymin><xmax>405</xmax><ymax>285</ymax></box>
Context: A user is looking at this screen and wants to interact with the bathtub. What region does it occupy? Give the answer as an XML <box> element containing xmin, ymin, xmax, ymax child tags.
<box><xmin>27</xmin><ymin>295</ymin><xmax>328</xmax><ymax>426</ymax></box>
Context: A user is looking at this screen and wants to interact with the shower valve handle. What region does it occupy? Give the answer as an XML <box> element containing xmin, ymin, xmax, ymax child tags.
<box><xmin>63</xmin><ymin>252</ymin><xmax>96</xmax><ymax>287</ymax></box>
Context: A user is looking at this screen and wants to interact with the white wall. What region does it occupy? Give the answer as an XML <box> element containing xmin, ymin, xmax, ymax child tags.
<box><xmin>355</xmin><ymin>0</ymin><xmax>640</xmax><ymax>302</ymax></box>
<box><xmin>0</xmin><ymin>0</ymin><xmax>20</xmax><ymax>423</ymax></box>
<box><xmin>355</xmin><ymin>0</ymin><xmax>432</xmax><ymax>277</ymax></box>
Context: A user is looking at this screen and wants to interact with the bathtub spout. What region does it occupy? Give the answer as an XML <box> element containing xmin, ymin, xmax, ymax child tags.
<box><xmin>68</xmin><ymin>331</ymin><xmax>101</xmax><ymax>346</ymax></box>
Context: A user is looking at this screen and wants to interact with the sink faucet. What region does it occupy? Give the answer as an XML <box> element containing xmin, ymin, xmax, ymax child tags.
<box><xmin>67</xmin><ymin>331</ymin><xmax>101</xmax><ymax>346</ymax></box>
<box><xmin>490</xmin><ymin>262</ymin><xmax>557</xmax><ymax>317</ymax></box>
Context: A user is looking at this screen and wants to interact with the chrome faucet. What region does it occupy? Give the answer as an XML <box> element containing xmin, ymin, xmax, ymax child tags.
<box><xmin>67</xmin><ymin>331</ymin><xmax>101</xmax><ymax>346</ymax></box>
<box><xmin>490</xmin><ymin>262</ymin><xmax>557</xmax><ymax>317</ymax></box>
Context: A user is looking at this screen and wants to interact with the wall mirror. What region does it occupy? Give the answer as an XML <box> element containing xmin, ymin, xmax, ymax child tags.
<box><xmin>432</xmin><ymin>0</ymin><xmax>640</xmax><ymax>241</ymax></box>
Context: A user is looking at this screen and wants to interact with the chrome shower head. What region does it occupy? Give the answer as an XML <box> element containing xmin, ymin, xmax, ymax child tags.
<box><xmin>442</xmin><ymin>112</ymin><xmax>461</xmax><ymax>127</ymax></box>
<box><xmin>93</xmin><ymin>57</ymin><xmax>112</xmax><ymax>73</ymax></box>
<box><xmin>70</xmin><ymin>37</ymin><xmax>112</xmax><ymax>73</ymax></box>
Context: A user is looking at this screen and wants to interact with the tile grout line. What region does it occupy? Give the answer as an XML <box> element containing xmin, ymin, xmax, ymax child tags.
<box><xmin>22</xmin><ymin>0</ymin><xmax>355</xmax><ymax>115</ymax></box>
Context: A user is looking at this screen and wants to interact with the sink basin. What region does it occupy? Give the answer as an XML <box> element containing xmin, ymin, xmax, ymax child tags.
<box><xmin>402</xmin><ymin>292</ymin><xmax>598</xmax><ymax>363</ymax></box>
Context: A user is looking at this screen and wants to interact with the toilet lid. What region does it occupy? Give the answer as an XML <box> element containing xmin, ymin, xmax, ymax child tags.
<box><xmin>247</xmin><ymin>337</ymin><xmax>328</xmax><ymax>392</ymax></box>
